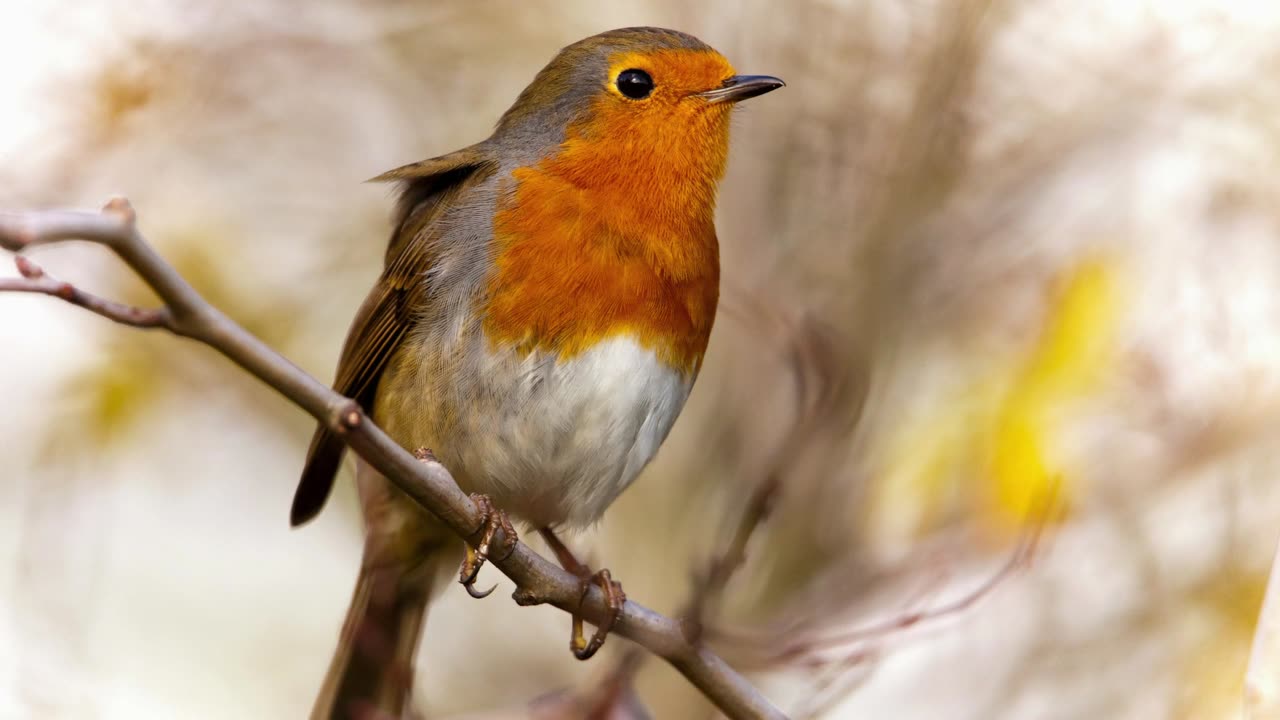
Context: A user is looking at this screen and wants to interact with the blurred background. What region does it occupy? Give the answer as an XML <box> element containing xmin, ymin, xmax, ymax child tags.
<box><xmin>3</xmin><ymin>1</ymin><xmax>1280</xmax><ymax>718</ymax></box>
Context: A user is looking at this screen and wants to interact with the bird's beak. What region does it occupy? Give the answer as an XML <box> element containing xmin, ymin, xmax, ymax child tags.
<box><xmin>697</xmin><ymin>75</ymin><xmax>786</xmax><ymax>104</ymax></box>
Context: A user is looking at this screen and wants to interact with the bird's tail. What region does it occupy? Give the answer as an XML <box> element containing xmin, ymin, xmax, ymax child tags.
<box><xmin>308</xmin><ymin>553</ymin><xmax>432</xmax><ymax>718</ymax></box>
<box><xmin>311</xmin><ymin>464</ymin><xmax>459</xmax><ymax>719</ymax></box>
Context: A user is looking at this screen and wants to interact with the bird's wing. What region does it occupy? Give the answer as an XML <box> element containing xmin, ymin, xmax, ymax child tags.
<box><xmin>291</xmin><ymin>145</ymin><xmax>495</xmax><ymax>526</ymax></box>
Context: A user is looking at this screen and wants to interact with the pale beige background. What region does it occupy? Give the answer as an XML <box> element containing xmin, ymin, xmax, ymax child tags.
<box><xmin>2</xmin><ymin>1</ymin><xmax>1280</xmax><ymax>718</ymax></box>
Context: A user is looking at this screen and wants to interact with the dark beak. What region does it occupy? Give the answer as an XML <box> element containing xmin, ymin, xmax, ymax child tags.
<box><xmin>697</xmin><ymin>75</ymin><xmax>785</xmax><ymax>104</ymax></box>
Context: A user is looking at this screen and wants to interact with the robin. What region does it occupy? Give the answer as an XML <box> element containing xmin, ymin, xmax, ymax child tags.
<box><xmin>292</xmin><ymin>26</ymin><xmax>783</xmax><ymax>717</ymax></box>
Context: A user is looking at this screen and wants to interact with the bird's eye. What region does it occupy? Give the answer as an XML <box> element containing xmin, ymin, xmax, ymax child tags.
<box><xmin>616</xmin><ymin>69</ymin><xmax>654</xmax><ymax>99</ymax></box>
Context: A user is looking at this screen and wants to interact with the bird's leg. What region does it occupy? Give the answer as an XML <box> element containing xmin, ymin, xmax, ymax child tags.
<box><xmin>539</xmin><ymin>526</ymin><xmax>590</xmax><ymax>575</ymax></box>
<box><xmin>459</xmin><ymin>493</ymin><xmax>517</xmax><ymax>599</ymax></box>
<box><xmin>539</xmin><ymin>527</ymin><xmax>627</xmax><ymax>661</ymax></box>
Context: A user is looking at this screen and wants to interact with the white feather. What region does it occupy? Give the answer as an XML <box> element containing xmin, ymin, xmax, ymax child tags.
<box><xmin>376</xmin><ymin>335</ymin><xmax>693</xmax><ymax>528</ymax></box>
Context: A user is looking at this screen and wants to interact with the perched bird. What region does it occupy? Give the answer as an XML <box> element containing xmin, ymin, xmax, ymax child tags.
<box><xmin>292</xmin><ymin>26</ymin><xmax>783</xmax><ymax>718</ymax></box>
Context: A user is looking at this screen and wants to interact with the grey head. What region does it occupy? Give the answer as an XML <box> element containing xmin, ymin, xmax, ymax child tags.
<box><xmin>485</xmin><ymin>27</ymin><xmax>714</xmax><ymax>165</ymax></box>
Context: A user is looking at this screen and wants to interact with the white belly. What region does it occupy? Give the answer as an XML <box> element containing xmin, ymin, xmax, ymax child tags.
<box><xmin>376</xmin><ymin>335</ymin><xmax>693</xmax><ymax>528</ymax></box>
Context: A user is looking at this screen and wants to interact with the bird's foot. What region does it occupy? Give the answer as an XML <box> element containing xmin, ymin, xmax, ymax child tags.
<box><xmin>571</xmin><ymin>568</ymin><xmax>627</xmax><ymax>660</ymax></box>
<box><xmin>538</xmin><ymin>527</ymin><xmax>626</xmax><ymax>660</ymax></box>
<box><xmin>459</xmin><ymin>493</ymin><xmax>517</xmax><ymax>599</ymax></box>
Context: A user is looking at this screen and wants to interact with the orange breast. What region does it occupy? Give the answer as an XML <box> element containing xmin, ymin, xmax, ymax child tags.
<box><xmin>481</xmin><ymin>106</ymin><xmax>725</xmax><ymax>375</ymax></box>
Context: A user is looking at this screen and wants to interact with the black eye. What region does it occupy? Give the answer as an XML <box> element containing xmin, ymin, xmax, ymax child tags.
<box><xmin>616</xmin><ymin>69</ymin><xmax>654</xmax><ymax>99</ymax></box>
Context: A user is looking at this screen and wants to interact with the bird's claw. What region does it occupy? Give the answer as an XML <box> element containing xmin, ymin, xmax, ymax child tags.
<box><xmin>459</xmin><ymin>493</ymin><xmax>517</xmax><ymax>599</ymax></box>
<box><xmin>571</xmin><ymin>568</ymin><xmax>626</xmax><ymax>660</ymax></box>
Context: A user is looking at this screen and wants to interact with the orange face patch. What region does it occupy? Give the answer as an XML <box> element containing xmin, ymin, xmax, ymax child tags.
<box><xmin>481</xmin><ymin>48</ymin><xmax>733</xmax><ymax>374</ymax></box>
<box><xmin>602</xmin><ymin>48</ymin><xmax>736</xmax><ymax>103</ymax></box>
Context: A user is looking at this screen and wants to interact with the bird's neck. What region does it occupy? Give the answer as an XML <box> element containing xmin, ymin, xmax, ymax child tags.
<box><xmin>559</xmin><ymin>112</ymin><xmax>730</xmax><ymax>237</ymax></box>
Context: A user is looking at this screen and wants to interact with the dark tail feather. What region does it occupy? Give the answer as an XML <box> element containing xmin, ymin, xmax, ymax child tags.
<box><xmin>293</xmin><ymin>429</ymin><xmax>347</xmax><ymax>527</ymax></box>
<box><xmin>310</xmin><ymin>546</ymin><xmax>444</xmax><ymax>719</ymax></box>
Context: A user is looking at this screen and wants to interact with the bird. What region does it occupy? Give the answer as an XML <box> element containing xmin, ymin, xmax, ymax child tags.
<box><xmin>291</xmin><ymin>26</ymin><xmax>783</xmax><ymax>718</ymax></box>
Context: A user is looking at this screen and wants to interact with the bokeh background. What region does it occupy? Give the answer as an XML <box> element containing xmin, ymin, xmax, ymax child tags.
<box><xmin>4</xmin><ymin>1</ymin><xmax>1280</xmax><ymax>718</ymax></box>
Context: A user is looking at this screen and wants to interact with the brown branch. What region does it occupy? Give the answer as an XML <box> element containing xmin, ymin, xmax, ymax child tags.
<box><xmin>0</xmin><ymin>255</ymin><xmax>172</xmax><ymax>328</ymax></box>
<box><xmin>0</xmin><ymin>200</ymin><xmax>787</xmax><ymax>720</ymax></box>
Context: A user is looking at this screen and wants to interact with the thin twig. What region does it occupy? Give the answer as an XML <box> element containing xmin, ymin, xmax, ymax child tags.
<box><xmin>719</xmin><ymin>488</ymin><xmax>1054</xmax><ymax>670</ymax></box>
<box><xmin>683</xmin><ymin>299</ymin><xmax>844</xmax><ymax>640</ymax></box>
<box><xmin>681</xmin><ymin>471</ymin><xmax>782</xmax><ymax>646</ymax></box>
<box><xmin>0</xmin><ymin>200</ymin><xmax>787</xmax><ymax>720</ymax></box>
<box><xmin>578</xmin><ymin>649</ymin><xmax>649</xmax><ymax>719</ymax></box>
<box><xmin>0</xmin><ymin>256</ymin><xmax>172</xmax><ymax>328</ymax></box>
<box><xmin>774</xmin><ymin>523</ymin><xmax>1042</xmax><ymax>663</ymax></box>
